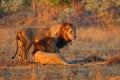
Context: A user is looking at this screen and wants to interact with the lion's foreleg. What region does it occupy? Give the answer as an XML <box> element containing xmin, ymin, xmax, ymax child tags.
<box><xmin>22</xmin><ymin>33</ymin><xmax>31</xmax><ymax>51</ymax></box>
<box><xmin>22</xmin><ymin>50</ymin><xmax>27</xmax><ymax>63</ymax></box>
<box><xmin>23</xmin><ymin>44</ymin><xmax>32</xmax><ymax>62</ymax></box>
<box><xmin>17</xmin><ymin>47</ymin><xmax>24</xmax><ymax>62</ymax></box>
<box><xmin>16</xmin><ymin>39</ymin><xmax>24</xmax><ymax>62</ymax></box>
<box><xmin>19</xmin><ymin>46</ymin><xmax>29</xmax><ymax>63</ymax></box>
<box><xmin>17</xmin><ymin>43</ymin><xmax>26</xmax><ymax>62</ymax></box>
<box><xmin>21</xmin><ymin>33</ymin><xmax>32</xmax><ymax>62</ymax></box>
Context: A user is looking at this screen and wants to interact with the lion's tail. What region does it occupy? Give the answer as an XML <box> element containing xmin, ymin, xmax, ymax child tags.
<box><xmin>12</xmin><ymin>31</ymin><xmax>21</xmax><ymax>59</ymax></box>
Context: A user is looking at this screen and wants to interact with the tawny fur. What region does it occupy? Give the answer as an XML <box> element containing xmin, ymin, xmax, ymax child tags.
<box><xmin>12</xmin><ymin>23</ymin><xmax>76</xmax><ymax>62</ymax></box>
<box><xmin>34</xmin><ymin>51</ymin><xmax>69</xmax><ymax>65</ymax></box>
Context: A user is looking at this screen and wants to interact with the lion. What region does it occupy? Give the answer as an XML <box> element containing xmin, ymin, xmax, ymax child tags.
<box><xmin>34</xmin><ymin>51</ymin><xmax>69</xmax><ymax>65</ymax></box>
<box><xmin>12</xmin><ymin>22</ymin><xmax>76</xmax><ymax>62</ymax></box>
<box><xmin>32</xmin><ymin>23</ymin><xmax>76</xmax><ymax>54</ymax></box>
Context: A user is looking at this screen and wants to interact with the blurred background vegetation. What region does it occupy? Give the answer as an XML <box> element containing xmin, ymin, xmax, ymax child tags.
<box><xmin>0</xmin><ymin>0</ymin><xmax>120</xmax><ymax>26</ymax></box>
<box><xmin>0</xmin><ymin>1</ymin><xmax>120</xmax><ymax>79</ymax></box>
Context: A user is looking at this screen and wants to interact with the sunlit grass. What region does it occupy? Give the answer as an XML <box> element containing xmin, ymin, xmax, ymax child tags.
<box><xmin>0</xmin><ymin>24</ymin><xmax>120</xmax><ymax>80</ymax></box>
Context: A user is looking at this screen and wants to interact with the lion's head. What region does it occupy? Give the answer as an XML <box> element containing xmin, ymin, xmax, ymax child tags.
<box><xmin>49</xmin><ymin>23</ymin><xmax>76</xmax><ymax>48</ymax></box>
<box><xmin>60</xmin><ymin>23</ymin><xmax>76</xmax><ymax>42</ymax></box>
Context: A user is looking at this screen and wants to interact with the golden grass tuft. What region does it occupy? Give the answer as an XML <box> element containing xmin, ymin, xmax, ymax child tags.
<box><xmin>105</xmin><ymin>76</ymin><xmax>120</xmax><ymax>80</ymax></box>
<box><xmin>94</xmin><ymin>67</ymin><xmax>103</xmax><ymax>80</ymax></box>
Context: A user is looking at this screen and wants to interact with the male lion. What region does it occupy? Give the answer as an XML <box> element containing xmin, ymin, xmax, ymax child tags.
<box><xmin>33</xmin><ymin>23</ymin><xmax>76</xmax><ymax>54</ymax></box>
<box><xmin>12</xmin><ymin>23</ymin><xmax>76</xmax><ymax>62</ymax></box>
<box><xmin>34</xmin><ymin>51</ymin><xmax>69</xmax><ymax>65</ymax></box>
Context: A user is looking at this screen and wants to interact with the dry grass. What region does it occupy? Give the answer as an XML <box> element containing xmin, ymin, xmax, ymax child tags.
<box><xmin>0</xmin><ymin>24</ymin><xmax>120</xmax><ymax>80</ymax></box>
<box><xmin>105</xmin><ymin>76</ymin><xmax>120</xmax><ymax>80</ymax></box>
<box><xmin>25</xmin><ymin>16</ymin><xmax>35</xmax><ymax>27</ymax></box>
<box><xmin>0</xmin><ymin>1</ymin><xmax>120</xmax><ymax>79</ymax></box>
<box><xmin>96</xmin><ymin>54</ymin><xmax>120</xmax><ymax>66</ymax></box>
<box><xmin>77</xmin><ymin>25</ymin><xmax>120</xmax><ymax>43</ymax></box>
<box><xmin>105</xmin><ymin>54</ymin><xmax>120</xmax><ymax>65</ymax></box>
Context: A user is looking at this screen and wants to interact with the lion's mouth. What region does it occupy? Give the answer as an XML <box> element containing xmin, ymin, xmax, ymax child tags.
<box><xmin>69</xmin><ymin>37</ymin><xmax>75</xmax><ymax>42</ymax></box>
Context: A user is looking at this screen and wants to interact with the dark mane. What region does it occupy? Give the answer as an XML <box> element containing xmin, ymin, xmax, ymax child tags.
<box><xmin>56</xmin><ymin>22</ymin><xmax>73</xmax><ymax>48</ymax></box>
<box><xmin>56</xmin><ymin>37</ymin><xmax>69</xmax><ymax>48</ymax></box>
